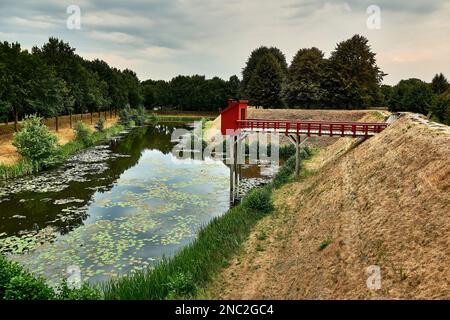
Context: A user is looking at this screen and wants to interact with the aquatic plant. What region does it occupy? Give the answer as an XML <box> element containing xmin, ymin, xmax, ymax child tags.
<box><xmin>101</xmin><ymin>149</ymin><xmax>311</xmax><ymax>300</ymax></box>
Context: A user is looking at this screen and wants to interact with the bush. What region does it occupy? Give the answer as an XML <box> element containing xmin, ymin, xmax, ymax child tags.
<box><xmin>0</xmin><ymin>255</ymin><xmax>54</xmax><ymax>300</ymax></box>
<box><xmin>74</xmin><ymin>121</ymin><xmax>93</xmax><ymax>146</ymax></box>
<box><xmin>0</xmin><ymin>255</ymin><xmax>23</xmax><ymax>298</ymax></box>
<box><xmin>133</xmin><ymin>106</ymin><xmax>147</xmax><ymax>126</ymax></box>
<box><xmin>57</xmin><ymin>280</ymin><xmax>101</xmax><ymax>300</ymax></box>
<box><xmin>165</xmin><ymin>272</ymin><xmax>197</xmax><ymax>298</ymax></box>
<box><xmin>95</xmin><ymin>116</ymin><xmax>106</xmax><ymax>132</ymax></box>
<box><xmin>119</xmin><ymin>106</ymin><xmax>148</xmax><ymax>126</ymax></box>
<box><xmin>119</xmin><ymin>105</ymin><xmax>133</xmax><ymax>125</ymax></box>
<box><xmin>12</xmin><ymin>115</ymin><xmax>61</xmax><ymax>168</ymax></box>
<box><xmin>3</xmin><ymin>274</ymin><xmax>55</xmax><ymax>300</ymax></box>
<box><xmin>0</xmin><ymin>254</ymin><xmax>101</xmax><ymax>300</ymax></box>
<box><xmin>242</xmin><ymin>186</ymin><xmax>274</xmax><ymax>214</ymax></box>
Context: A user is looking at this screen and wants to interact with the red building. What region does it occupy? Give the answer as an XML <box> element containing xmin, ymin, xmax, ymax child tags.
<box><xmin>220</xmin><ymin>99</ymin><xmax>248</xmax><ymax>135</ymax></box>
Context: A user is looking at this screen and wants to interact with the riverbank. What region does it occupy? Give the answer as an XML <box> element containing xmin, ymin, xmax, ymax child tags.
<box><xmin>101</xmin><ymin>149</ymin><xmax>311</xmax><ymax>299</ymax></box>
<box><xmin>0</xmin><ymin>113</ymin><xmax>119</xmax><ymax>166</ymax></box>
<box><xmin>0</xmin><ymin>120</ymin><xmax>123</xmax><ymax>180</ymax></box>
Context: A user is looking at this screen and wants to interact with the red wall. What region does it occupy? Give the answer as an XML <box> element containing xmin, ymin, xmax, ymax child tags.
<box><xmin>221</xmin><ymin>100</ymin><xmax>248</xmax><ymax>135</ymax></box>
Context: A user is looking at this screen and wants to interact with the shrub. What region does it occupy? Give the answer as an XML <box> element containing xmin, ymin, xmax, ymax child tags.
<box><xmin>0</xmin><ymin>255</ymin><xmax>23</xmax><ymax>298</ymax></box>
<box><xmin>271</xmin><ymin>156</ymin><xmax>296</xmax><ymax>188</ymax></box>
<box><xmin>57</xmin><ymin>280</ymin><xmax>101</xmax><ymax>300</ymax></box>
<box><xmin>12</xmin><ymin>115</ymin><xmax>61</xmax><ymax>168</ymax></box>
<box><xmin>165</xmin><ymin>272</ymin><xmax>197</xmax><ymax>298</ymax></box>
<box><xmin>3</xmin><ymin>273</ymin><xmax>55</xmax><ymax>300</ymax></box>
<box><xmin>74</xmin><ymin>121</ymin><xmax>93</xmax><ymax>146</ymax></box>
<box><xmin>95</xmin><ymin>116</ymin><xmax>105</xmax><ymax>132</ymax></box>
<box><xmin>133</xmin><ymin>106</ymin><xmax>147</xmax><ymax>126</ymax></box>
<box><xmin>119</xmin><ymin>106</ymin><xmax>147</xmax><ymax>126</ymax></box>
<box><xmin>119</xmin><ymin>105</ymin><xmax>133</xmax><ymax>125</ymax></box>
<box><xmin>242</xmin><ymin>186</ymin><xmax>274</xmax><ymax>214</ymax></box>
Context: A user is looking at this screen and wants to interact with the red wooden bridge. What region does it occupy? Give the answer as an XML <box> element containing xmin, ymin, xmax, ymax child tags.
<box><xmin>221</xmin><ymin>100</ymin><xmax>388</xmax><ymax>137</ymax></box>
<box><xmin>220</xmin><ymin>99</ymin><xmax>389</xmax><ymax>203</ymax></box>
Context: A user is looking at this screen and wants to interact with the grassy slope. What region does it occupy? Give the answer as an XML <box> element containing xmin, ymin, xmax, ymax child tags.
<box><xmin>206</xmin><ymin>114</ymin><xmax>450</xmax><ymax>299</ymax></box>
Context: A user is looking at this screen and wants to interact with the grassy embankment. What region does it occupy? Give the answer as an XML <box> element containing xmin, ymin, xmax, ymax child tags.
<box><xmin>101</xmin><ymin>147</ymin><xmax>312</xmax><ymax>299</ymax></box>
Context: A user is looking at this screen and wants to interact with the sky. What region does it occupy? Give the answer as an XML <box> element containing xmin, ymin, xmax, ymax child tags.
<box><xmin>0</xmin><ymin>0</ymin><xmax>449</xmax><ymax>85</ymax></box>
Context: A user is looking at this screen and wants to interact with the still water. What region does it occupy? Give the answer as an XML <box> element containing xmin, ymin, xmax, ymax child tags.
<box><xmin>0</xmin><ymin>124</ymin><xmax>275</xmax><ymax>285</ymax></box>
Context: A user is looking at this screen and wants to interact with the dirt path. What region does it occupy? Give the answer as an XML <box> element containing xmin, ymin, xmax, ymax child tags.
<box><xmin>0</xmin><ymin>114</ymin><xmax>118</xmax><ymax>165</ymax></box>
<box><xmin>205</xmin><ymin>113</ymin><xmax>450</xmax><ymax>300</ymax></box>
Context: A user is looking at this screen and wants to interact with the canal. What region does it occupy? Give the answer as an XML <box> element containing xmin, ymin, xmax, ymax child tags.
<box><xmin>0</xmin><ymin>123</ymin><xmax>277</xmax><ymax>285</ymax></box>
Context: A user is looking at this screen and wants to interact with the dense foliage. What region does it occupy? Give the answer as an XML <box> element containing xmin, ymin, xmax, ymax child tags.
<box><xmin>0</xmin><ymin>254</ymin><xmax>100</xmax><ymax>300</ymax></box>
<box><xmin>141</xmin><ymin>75</ymin><xmax>240</xmax><ymax>111</ymax></box>
<box><xmin>0</xmin><ymin>38</ymin><xmax>144</xmax><ymax>132</ymax></box>
<box><xmin>12</xmin><ymin>115</ymin><xmax>61</xmax><ymax>168</ymax></box>
<box><xmin>1</xmin><ymin>35</ymin><xmax>449</xmax><ymax>128</ymax></box>
<box><xmin>242</xmin><ymin>35</ymin><xmax>385</xmax><ymax>109</ymax></box>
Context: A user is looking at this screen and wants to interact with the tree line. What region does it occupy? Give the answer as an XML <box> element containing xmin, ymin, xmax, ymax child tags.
<box><xmin>240</xmin><ymin>35</ymin><xmax>385</xmax><ymax>109</ymax></box>
<box><xmin>0</xmin><ymin>38</ymin><xmax>143</xmax><ymax>132</ymax></box>
<box><xmin>239</xmin><ymin>34</ymin><xmax>448</xmax><ymax>124</ymax></box>
<box><xmin>1</xmin><ymin>35</ymin><xmax>449</xmax><ymax>127</ymax></box>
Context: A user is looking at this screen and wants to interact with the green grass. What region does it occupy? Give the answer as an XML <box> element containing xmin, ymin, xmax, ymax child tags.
<box><xmin>101</xmin><ymin>147</ymin><xmax>311</xmax><ymax>300</ymax></box>
<box><xmin>319</xmin><ymin>238</ymin><xmax>332</xmax><ymax>251</ymax></box>
<box><xmin>0</xmin><ymin>160</ymin><xmax>40</xmax><ymax>180</ymax></box>
<box><xmin>0</xmin><ymin>124</ymin><xmax>125</xmax><ymax>181</ymax></box>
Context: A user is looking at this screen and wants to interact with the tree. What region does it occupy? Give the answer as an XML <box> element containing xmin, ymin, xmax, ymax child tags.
<box><xmin>430</xmin><ymin>89</ymin><xmax>450</xmax><ymax>125</ymax></box>
<box><xmin>328</xmin><ymin>34</ymin><xmax>384</xmax><ymax>108</ymax></box>
<box><xmin>227</xmin><ymin>75</ymin><xmax>241</xmax><ymax>100</ymax></box>
<box><xmin>431</xmin><ymin>73</ymin><xmax>449</xmax><ymax>95</ymax></box>
<box><xmin>122</xmin><ymin>69</ymin><xmax>143</xmax><ymax>108</ymax></box>
<box><xmin>246</xmin><ymin>53</ymin><xmax>284</xmax><ymax>107</ymax></box>
<box><xmin>241</xmin><ymin>46</ymin><xmax>287</xmax><ymax>99</ymax></box>
<box><xmin>282</xmin><ymin>47</ymin><xmax>327</xmax><ymax>108</ymax></box>
<box><xmin>0</xmin><ymin>42</ymin><xmax>37</xmax><ymax>131</ymax></box>
<box><xmin>388</xmin><ymin>78</ymin><xmax>433</xmax><ymax>114</ymax></box>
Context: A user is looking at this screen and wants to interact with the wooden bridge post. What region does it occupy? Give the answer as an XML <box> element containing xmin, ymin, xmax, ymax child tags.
<box><xmin>295</xmin><ymin>134</ymin><xmax>300</xmax><ymax>178</ymax></box>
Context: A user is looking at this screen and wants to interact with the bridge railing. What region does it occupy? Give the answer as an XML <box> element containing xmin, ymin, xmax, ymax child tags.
<box><xmin>236</xmin><ymin>119</ymin><xmax>388</xmax><ymax>137</ymax></box>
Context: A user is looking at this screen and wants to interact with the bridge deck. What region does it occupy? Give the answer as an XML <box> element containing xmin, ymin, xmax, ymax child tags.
<box><xmin>237</xmin><ymin>119</ymin><xmax>388</xmax><ymax>137</ymax></box>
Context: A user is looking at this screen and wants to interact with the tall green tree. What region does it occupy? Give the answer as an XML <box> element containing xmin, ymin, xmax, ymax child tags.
<box><xmin>430</xmin><ymin>89</ymin><xmax>450</xmax><ymax>125</ymax></box>
<box><xmin>388</xmin><ymin>78</ymin><xmax>433</xmax><ymax>114</ymax></box>
<box><xmin>241</xmin><ymin>46</ymin><xmax>287</xmax><ymax>99</ymax></box>
<box><xmin>0</xmin><ymin>42</ymin><xmax>37</xmax><ymax>131</ymax></box>
<box><xmin>227</xmin><ymin>75</ymin><xmax>241</xmax><ymax>100</ymax></box>
<box><xmin>328</xmin><ymin>35</ymin><xmax>384</xmax><ymax>108</ymax></box>
<box><xmin>282</xmin><ymin>47</ymin><xmax>327</xmax><ymax>108</ymax></box>
<box><xmin>246</xmin><ymin>53</ymin><xmax>284</xmax><ymax>107</ymax></box>
<box><xmin>431</xmin><ymin>73</ymin><xmax>449</xmax><ymax>95</ymax></box>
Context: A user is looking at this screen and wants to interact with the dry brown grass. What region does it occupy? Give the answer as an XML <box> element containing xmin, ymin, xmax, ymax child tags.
<box><xmin>0</xmin><ymin>113</ymin><xmax>118</xmax><ymax>165</ymax></box>
<box><xmin>207</xmin><ymin>113</ymin><xmax>450</xmax><ymax>300</ymax></box>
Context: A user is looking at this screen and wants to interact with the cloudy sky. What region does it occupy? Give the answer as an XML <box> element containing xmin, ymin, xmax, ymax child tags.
<box><xmin>0</xmin><ymin>0</ymin><xmax>449</xmax><ymax>85</ymax></box>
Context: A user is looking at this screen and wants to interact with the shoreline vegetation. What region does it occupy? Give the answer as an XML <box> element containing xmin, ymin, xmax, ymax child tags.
<box><xmin>0</xmin><ymin>111</ymin><xmax>214</xmax><ymax>181</ymax></box>
<box><xmin>0</xmin><ymin>120</ymin><xmax>125</xmax><ymax>181</ymax></box>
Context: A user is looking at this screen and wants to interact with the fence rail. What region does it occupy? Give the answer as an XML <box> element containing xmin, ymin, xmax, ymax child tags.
<box><xmin>237</xmin><ymin>119</ymin><xmax>388</xmax><ymax>137</ymax></box>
